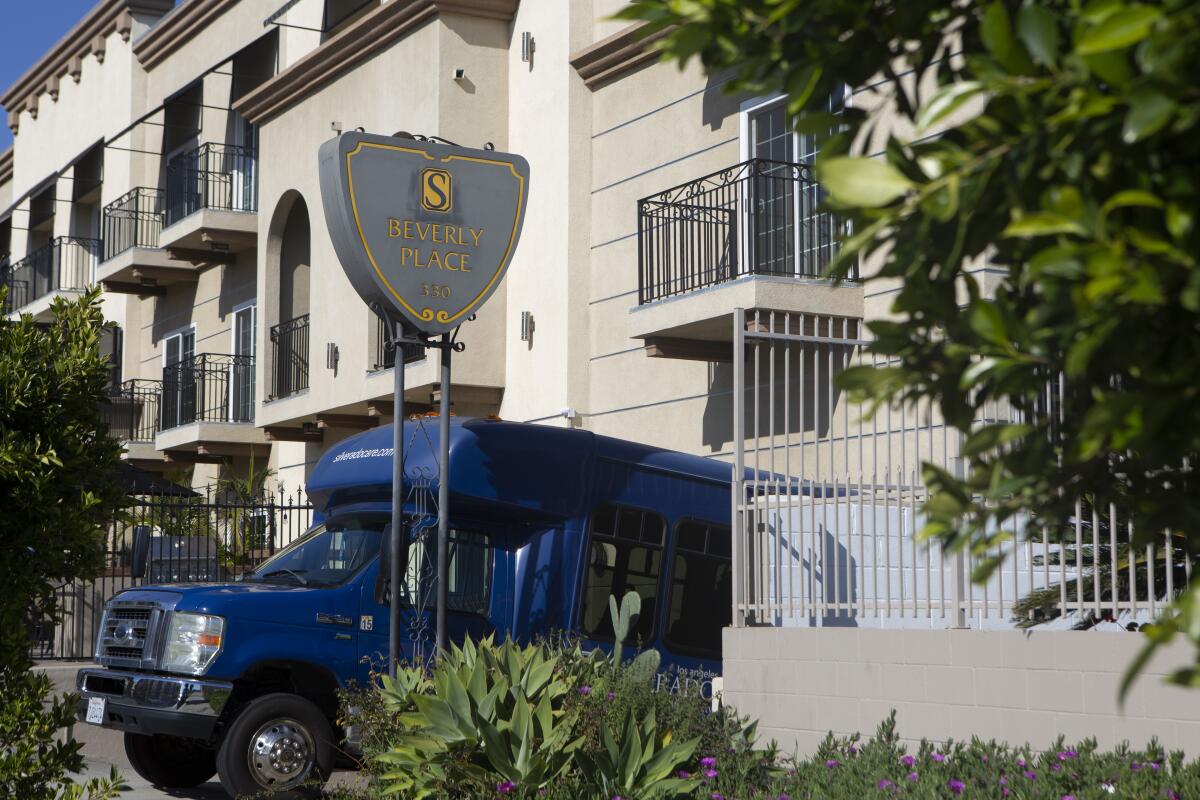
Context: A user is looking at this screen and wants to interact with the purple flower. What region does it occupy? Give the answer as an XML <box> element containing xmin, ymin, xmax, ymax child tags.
<box><xmin>848</xmin><ymin>745</ymin><xmax>859</xmax><ymax>755</ymax></box>
<box><xmin>901</xmin><ymin>755</ymin><xmax>916</xmax><ymax>767</ymax></box>
<box><xmin>877</xmin><ymin>779</ymin><xmax>894</xmax><ymax>790</ymax></box>
<box><xmin>1058</xmin><ymin>750</ymin><xmax>1078</xmax><ymax>761</ymax></box>
<box><xmin>1061</xmin><ymin>795</ymin><xmax>1077</xmax><ymax>800</ymax></box>
<box><xmin>778</xmin><ymin>795</ymin><xmax>792</xmax><ymax>800</ymax></box>
<box><xmin>947</xmin><ymin>779</ymin><xmax>965</xmax><ymax>795</ymax></box>
<box><xmin>1166</xmin><ymin>791</ymin><xmax>1181</xmax><ymax>800</ymax></box>
<box><xmin>704</xmin><ymin>769</ymin><xmax>718</xmax><ymax>779</ymax></box>
<box><xmin>1132</xmin><ymin>762</ymin><xmax>1143</xmax><ymax>772</ymax></box>
<box><xmin>1051</xmin><ymin>763</ymin><xmax>1062</xmax><ymax>772</ymax></box>
<box><xmin>711</xmin><ymin>794</ymin><xmax>724</xmax><ymax>800</ymax></box>
<box><xmin>907</xmin><ymin>772</ymin><xmax>919</xmax><ymax>782</ymax></box>
<box><xmin>1024</xmin><ymin>770</ymin><xmax>1037</xmax><ymax>781</ymax></box>
<box><xmin>1149</xmin><ymin>762</ymin><xmax>1161</xmax><ymax>772</ymax></box>
<box><xmin>982</xmin><ymin>755</ymin><xmax>989</xmax><ymax>762</ymax></box>
<box><xmin>607</xmin><ymin>691</ymin><xmax>616</xmax><ymax>700</ymax></box>
<box><xmin>826</xmin><ymin>759</ymin><xmax>840</xmax><ymax>769</ymax></box>
<box><xmin>577</xmin><ymin>685</ymin><xmax>591</xmax><ymax>696</ymax></box>
<box><xmin>931</xmin><ymin>752</ymin><xmax>947</xmax><ymax>763</ymax></box>
<box><xmin>677</xmin><ymin>771</ymin><xmax>690</xmax><ymax>779</ymax></box>
<box><xmin>497</xmin><ymin>781</ymin><xmax>517</xmax><ymax>794</ymax></box>
<box><xmin>1002</xmin><ymin>790</ymin><xmax>1011</xmax><ymax>798</ymax></box>
<box><xmin>700</xmin><ymin>757</ymin><xmax>718</xmax><ymax>768</ymax></box>
<box><xmin>1017</xmin><ymin>757</ymin><xmax>1027</xmax><ymax>767</ymax></box>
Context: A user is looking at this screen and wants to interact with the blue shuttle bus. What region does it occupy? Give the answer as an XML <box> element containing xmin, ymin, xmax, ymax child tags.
<box><xmin>76</xmin><ymin>418</ymin><xmax>733</xmax><ymax>797</ymax></box>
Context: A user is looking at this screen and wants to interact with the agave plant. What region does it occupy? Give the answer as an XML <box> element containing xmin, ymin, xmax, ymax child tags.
<box><xmin>375</xmin><ymin>636</ymin><xmax>582</xmax><ymax>797</ymax></box>
<box><xmin>574</xmin><ymin>706</ymin><xmax>700</xmax><ymax>800</ymax></box>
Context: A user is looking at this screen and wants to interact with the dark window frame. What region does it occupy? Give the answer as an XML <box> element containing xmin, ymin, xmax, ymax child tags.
<box><xmin>401</xmin><ymin>527</ymin><xmax>494</xmax><ymax>617</ymax></box>
<box><xmin>662</xmin><ymin>517</ymin><xmax>732</xmax><ymax>660</ymax></box>
<box><xmin>577</xmin><ymin>504</ymin><xmax>667</xmax><ymax>646</ymax></box>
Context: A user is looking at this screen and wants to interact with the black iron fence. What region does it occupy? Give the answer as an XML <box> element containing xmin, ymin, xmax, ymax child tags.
<box><xmin>637</xmin><ymin>158</ymin><xmax>853</xmax><ymax>305</ymax></box>
<box><xmin>165</xmin><ymin>143</ymin><xmax>258</xmax><ymax>226</ymax></box>
<box><xmin>29</xmin><ymin>484</ymin><xmax>314</xmax><ymax>660</ymax></box>
<box><xmin>100</xmin><ymin>379</ymin><xmax>162</xmax><ymax>442</ymax></box>
<box><xmin>1</xmin><ymin>236</ymin><xmax>100</xmax><ymax>314</ymax></box>
<box><xmin>269</xmin><ymin>314</ymin><xmax>310</xmax><ymax>399</ymax></box>
<box><xmin>160</xmin><ymin>353</ymin><xmax>255</xmax><ymax>430</ymax></box>
<box><xmin>374</xmin><ymin>316</ymin><xmax>426</xmax><ymax>370</ymax></box>
<box><xmin>102</xmin><ymin>187</ymin><xmax>164</xmax><ymax>261</ymax></box>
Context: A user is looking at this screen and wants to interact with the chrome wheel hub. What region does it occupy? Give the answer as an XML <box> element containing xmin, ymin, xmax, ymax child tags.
<box><xmin>248</xmin><ymin>718</ymin><xmax>314</xmax><ymax>788</ymax></box>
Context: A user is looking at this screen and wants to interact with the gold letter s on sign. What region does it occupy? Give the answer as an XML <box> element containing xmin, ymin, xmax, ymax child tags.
<box><xmin>421</xmin><ymin>168</ymin><xmax>452</xmax><ymax>213</ymax></box>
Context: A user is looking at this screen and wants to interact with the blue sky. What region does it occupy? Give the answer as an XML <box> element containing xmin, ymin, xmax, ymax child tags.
<box><xmin>0</xmin><ymin>2</ymin><xmax>121</xmax><ymax>152</ymax></box>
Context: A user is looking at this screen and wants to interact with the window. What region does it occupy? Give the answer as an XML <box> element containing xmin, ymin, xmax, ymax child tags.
<box><xmin>744</xmin><ymin>88</ymin><xmax>849</xmax><ymax>278</ymax></box>
<box><xmin>664</xmin><ymin>521</ymin><xmax>732</xmax><ymax>659</ymax></box>
<box><xmin>161</xmin><ymin>327</ymin><xmax>196</xmax><ymax>429</ymax></box>
<box><xmin>580</xmin><ymin>506</ymin><xmax>665</xmax><ymax>644</ymax></box>
<box><xmin>249</xmin><ymin>515</ymin><xmax>385</xmax><ymax>587</ymax></box>
<box><xmin>402</xmin><ymin>529</ymin><xmax>492</xmax><ymax>615</ymax></box>
<box><xmin>323</xmin><ymin>0</ymin><xmax>378</xmax><ymax>37</ymax></box>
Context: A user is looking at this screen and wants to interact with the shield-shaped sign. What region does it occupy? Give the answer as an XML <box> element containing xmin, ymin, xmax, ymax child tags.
<box><xmin>319</xmin><ymin>132</ymin><xmax>530</xmax><ymax>335</ymax></box>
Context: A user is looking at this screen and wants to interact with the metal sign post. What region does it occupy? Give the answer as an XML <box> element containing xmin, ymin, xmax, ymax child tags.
<box><xmin>319</xmin><ymin>131</ymin><xmax>529</xmax><ymax>668</ymax></box>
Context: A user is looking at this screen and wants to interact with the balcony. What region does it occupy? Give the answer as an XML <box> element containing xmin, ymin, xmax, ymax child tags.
<box><xmin>628</xmin><ymin>158</ymin><xmax>863</xmax><ymax>359</ymax></box>
<box><xmin>160</xmin><ymin>143</ymin><xmax>258</xmax><ymax>260</ymax></box>
<box><xmin>96</xmin><ymin>187</ymin><xmax>197</xmax><ymax>296</ymax></box>
<box><xmin>2</xmin><ymin>237</ymin><xmax>100</xmax><ymax>320</ymax></box>
<box><xmin>100</xmin><ymin>379</ymin><xmax>163</xmax><ymax>464</ymax></box>
<box><xmin>373</xmin><ymin>315</ymin><xmax>427</xmax><ymax>371</ymax></box>
<box><xmin>156</xmin><ymin>353</ymin><xmax>268</xmax><ymax>461</ymax></box>
<box><xmin>268</xmin><ymin>314</ymin><xmax>310</xmax><ymax>400</ymax></box>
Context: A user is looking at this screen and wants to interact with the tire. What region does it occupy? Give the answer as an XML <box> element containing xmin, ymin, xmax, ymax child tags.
<box><xmin>215</xmin><ymin>693</ymin><xmax>334</xmax><ymax>798</ymax></box>
<box><xmin>123</xmin><ymin>732</ymin><xmax>217</xmax><ymax>788</ymax></box>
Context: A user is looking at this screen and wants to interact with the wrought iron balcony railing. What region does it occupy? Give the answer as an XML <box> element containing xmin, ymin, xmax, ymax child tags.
<box><xmin>165</xmin><ymin>143</ymin><xmax>258</xmax><ymax>226</ymax></box>
<box><xmin>1</xmin><ymin>236</ymin><xmax>101</xmax><ymax>314</ymax></box>
<box><xmin>103</xmin><ymin>187</ymin><xmax>164</xmax><ymax>261</ymax></box>
<box><xmin>374</xmin><ymin>316</ymin><xmax>426</xmax><ymax>370</ymax></box>
<box><xmin>269</xmin><ymin>314</ymin><xmax>309</xmax><ymax>400</ymax></box>
<box><xmin>101</xmin><ymin>379</ymin><xmax>162</xmax><ymax>443</ymax></box>
<box><xmin>637</xmin><ymin>158</ymin><xmax>853</xmax><ymax>305</ymax></box>
<box><xmin>160</xmin><ymin>353</ymin><xmax>255</xmax><ymax>431</ymax></box>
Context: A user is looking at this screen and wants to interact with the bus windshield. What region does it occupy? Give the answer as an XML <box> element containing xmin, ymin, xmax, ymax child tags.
<box><xmin>247</xmin><ymin>515</ymin><xmax>385</xmax><ymax>587</ymax></box>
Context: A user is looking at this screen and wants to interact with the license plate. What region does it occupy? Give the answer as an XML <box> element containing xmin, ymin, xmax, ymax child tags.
<box><xmin>85</xmin><ymin>696</ymin><xmax>105</xmax><ymax>725</ymax></box>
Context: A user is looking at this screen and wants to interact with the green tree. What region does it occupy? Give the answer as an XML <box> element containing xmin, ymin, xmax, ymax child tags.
<box><xmin>0</xmin><ymin>287</ymin><xmax>128</xmax><ymax>798</ymax></box>
<box><xmin>620</xmin><ymin>0</ymin><xmax>1200</xmax><ymax>689</ymax></box>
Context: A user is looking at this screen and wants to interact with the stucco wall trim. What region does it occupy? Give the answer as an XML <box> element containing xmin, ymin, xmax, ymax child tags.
<box><xmin>0</xmin><ymin>0</ymin><xmax>175</xmax><ymax>133</ymax></box>
<box><xmin>234</xmin><ymin>0</ymin><xmax>518</xmax><ymax>125</ymax></box>
<box><xmin>132</xmin><ymin>0</ymin><xmax>241</xmax><ymax>70</ymax></box>
<box><xmin>569</xmin><ymin>22</ymin><xmax>673</xmax><ymax>91</ymax></box>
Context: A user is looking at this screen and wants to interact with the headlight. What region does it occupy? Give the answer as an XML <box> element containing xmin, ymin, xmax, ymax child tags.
<box><xmin>160</xmin><ymin>613</ymin><xmax>224</xmax><ymax>675</ymax></box>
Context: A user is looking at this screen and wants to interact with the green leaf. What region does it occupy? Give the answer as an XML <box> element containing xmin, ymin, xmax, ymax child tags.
<box><xmin>1123</xmin><ymin>87</ymin><xmax>1176</xmax><ymax>142</ymax></box>
<box><xmin>981</xmin><ymin>1</ymin><xmax>1033</xmax><ymax>73</ymax></box>
<box><xmin>969</xmin><ymin>302</ymin><xmax>1010</xmax><ymax>347</ymax></box>
<box><xmin>1076</xmin><ymin>5</ymin><xmax>1162</xmax><ymax>54</ymax></box>
<box><xmin>815</xmin><ymin>156</ymin><xmax>914</xmax><ymax>207</ymax></box>
<box><xmin>1101</xmin><ymin>189</ymin><xmax>1163</xmax><ymax>214</ymax></box>
<box><xmin>1017</xmin><ymin>4</ymin><xmax>1060</xmax><ymax>65</ymax></box>
<box><xmin>915</xmin><ymin>81</ymin><xmax>984</xmax><ymax>132</ymax></box>
<box><xmin>1003</xmin><ymin>212</ymin><xmax>1088</xmax><ymax>238</ymax></box>
<box><xmin>962</xmin><ymin>424</ymin><xmax>1033</xmax><ymax>457</ymax></box>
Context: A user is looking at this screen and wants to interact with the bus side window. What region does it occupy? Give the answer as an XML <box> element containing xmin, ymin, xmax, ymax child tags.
<box><xmin>580</xmin><ymin>505</ymin><xmax>664</xmax><ymax>644</ymax></box>
<box><xmin>664</xmin><ymin>520</ymin><xmax>732</xmax><ymax>659</ymax></box>
<box><xmin>402</xmin><ymin>529</ymin><xmax>492</xmax><ymax>614</ymax></box>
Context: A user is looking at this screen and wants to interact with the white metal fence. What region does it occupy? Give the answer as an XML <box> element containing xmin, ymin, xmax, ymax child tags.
<box><xmin>730</xmin><ymin>308</ymin><xmax>1193</xmax><ymax>629</ymax></box>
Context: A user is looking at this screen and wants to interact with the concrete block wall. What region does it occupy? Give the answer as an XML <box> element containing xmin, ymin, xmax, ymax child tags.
<box><xmin>721</xmin><ymin>627</ymin><xmax>1200</xmax><ymax>757</ymax></box>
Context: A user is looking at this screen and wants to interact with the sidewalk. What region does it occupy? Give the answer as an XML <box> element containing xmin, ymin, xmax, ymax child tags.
<box><xmin>37</xmin><ymin>662</ymin><xmax>365</xmax><ymax>799</ymax></box>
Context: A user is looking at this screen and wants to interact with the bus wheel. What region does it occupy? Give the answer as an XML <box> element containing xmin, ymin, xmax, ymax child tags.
<box><xmin>124</xmin><ymin>732</ymin><xmax>216</xmax><ymax>787</ymax></box>
<box><xmin>216</xmin><ymin>693</ymin><xmax>333</xmax><ymax>798</ymax></box>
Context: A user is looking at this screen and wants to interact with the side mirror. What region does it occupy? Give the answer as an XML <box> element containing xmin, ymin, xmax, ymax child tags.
<box><xmin>131</xmin><ymin>525</ymin><xmax>151</xmax><ymax>580</ymax></box>
<box><xmin>373</xmin><ymin>524</ymin><xmax>392</xmax><ymax>605</ymax></box>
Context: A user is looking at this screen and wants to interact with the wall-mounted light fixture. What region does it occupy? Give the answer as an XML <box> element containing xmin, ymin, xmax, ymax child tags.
<box><xmin>326</xmin><ymin>342</ymin><xmax>340</xmax><ymax>375</ymax></box>
<box><xmin>453</xmin><ymin>67</ymin><xmax>467</xmax><ymax>81</ymax></box>
<box><xmin>520</xmin><ymin>311</ymin><xmax>534</xmax><ymax>345</ymax></box>
<box><xmin>521</xmin><ymin>32</ymin><xmax>535</xmax><ymax>64</ymax></box>
<box><xmin>330</xmin><ymin>120</ymin><xmax>342</xmax><ymax>135</ymax></box>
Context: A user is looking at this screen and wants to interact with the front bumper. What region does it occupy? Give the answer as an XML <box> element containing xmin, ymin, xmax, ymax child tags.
<box><xmin>76</xmin><ymin>667</ymin><xmax>233</xmax><ymax>740</ymax></box>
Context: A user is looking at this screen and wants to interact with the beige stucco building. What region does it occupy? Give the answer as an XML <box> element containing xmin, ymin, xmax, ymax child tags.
<box><xmin>5</xmin><ymin>0</ymin><xmax>1198</xmax><ymax>756</ymax></box>
<box><xmin>0</xmin><ymin>0</ymin><xmax>867</xmax><ymax>489</ymax></box>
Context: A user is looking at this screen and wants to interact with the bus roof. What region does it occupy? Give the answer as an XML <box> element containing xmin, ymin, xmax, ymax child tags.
<box><xmin>305</xmin><ymin>417</ymin><xmax>734</xmax><ymax>517</ymax></box>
